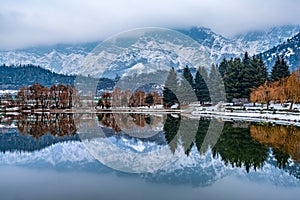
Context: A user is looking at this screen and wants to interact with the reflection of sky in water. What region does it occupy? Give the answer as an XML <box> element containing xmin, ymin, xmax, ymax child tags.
<box><xmin>1</xmin><ymin>136</ymin><xmax>300</xmax><ymax>200</ymax></box>
<box><xmin>1</xmin><ymin>117</ymin><xmax>300</xmax><ymax>200</ymax></box>
<box><xmin>1</xmin><ymin>165</ymin><xmax>300</xmax><ymax>200</ymax></box>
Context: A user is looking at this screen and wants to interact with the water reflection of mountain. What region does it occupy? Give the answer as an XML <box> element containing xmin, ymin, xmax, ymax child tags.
<box><xmin>0</xmin><ymin>128</ymin><xmax>80</xmax><ymax>152</ymax></box>
<box><xmin>0</xmin><ymin>113</ymin><xmax>79</xmax><ymax>152</ymax></box>
<box><xmin>1</xmin><ymin>112</ymin><xmax>300</xmax><ymax>185</ymax></box>
<box><xmin>94</xmin><ymin>113</ymin><xmax>300</xmax><ymax>177</ymax></box>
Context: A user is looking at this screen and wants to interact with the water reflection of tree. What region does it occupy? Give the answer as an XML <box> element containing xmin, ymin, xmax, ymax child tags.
<box><xmin>273</xmin><ymin>148</ymin><xmax>290</xmax><ymax>169</ymax></box>
<box><xmin>164</xmin><ymin>115</ymin><xmax>181</xmax><ymax>153</ymax></box>
<box><xmin>163</xmin><ymin>116</ymin><xmax>270</xmax><ymax>172</ymax></box>
<box><xmin>250</xmin><ymin>124</ymin><xmax>300</xmax><ymax>164</ymax></box>
<box><xmin>97</xmin><ymin>113</ymin><xmax>121</xmax><ymax>132</ymax></box>
<box><xmin>195</xmin><ymin>118</ymin><xmax>210</xmax><ymax>153</ymax></box>
<box><xmin>97</xmin><ymin>113</ymin><xmax>163</xmax><ymax>134</ymax></box>
<box><xmin>163</xmin><ymin>115</ymin><xmax>210</xmax><ymax>156</ymax></box>
<box><xmin>162</xmin><ymin>117</ymin><xmax>299</xmax><ymax>172</ymax></box>
<box><xmin>16</xmin><ymin>113</ymin><xmax>77</xmax><ymax>138</ymax></box>
<box><xmin>212</xmin><ymin>122</ymin><xmax>268</xmax><ymax>172</ymax></box>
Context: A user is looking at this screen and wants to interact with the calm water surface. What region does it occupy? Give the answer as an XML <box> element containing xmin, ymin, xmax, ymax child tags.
<box><xmin>1</xmin><ymin>113</ymin><xmax>300</xmax><ymax>200</ymax></box>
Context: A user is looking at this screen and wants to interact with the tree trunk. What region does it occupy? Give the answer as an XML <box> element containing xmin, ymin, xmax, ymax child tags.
<box><xmin>289</xmin><ymin>100</ymin><xmax>294</xmax><ymax>111</ymax></box>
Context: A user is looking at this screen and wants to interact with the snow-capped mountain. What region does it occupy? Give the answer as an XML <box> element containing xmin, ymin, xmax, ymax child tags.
<box><xmin>233</xmin><ymin>25</ymin><xmax>300</xmax><ymax>55</ymax></box>
<box><xmin>178</xmin><ymin>26</ymin><xmax>245</xmax><ymax>62</ymax></box>
<box><xmin>78</xmin><ymin>28</ymin><xmax>212</xmax><ymax>78</ymax></box>
<box><xmin>0</xmin><ymin>25</ymin><xmax>299</xmax><ymax>78</ymax></box>
<box><xmin>261</xmin><ymin>31</ymin><xmax>300</xmax><ymax>71</ymax></box>
<box><xmin>0</xmin><ymin>42</ymin><xmax>98</xmax><ymax>75</ymax></box>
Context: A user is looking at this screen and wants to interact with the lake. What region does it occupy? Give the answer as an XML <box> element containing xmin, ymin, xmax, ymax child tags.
<box><xmin>1</xmin><ymin>113</ymin><xmax>300</xmax><ymax>200</ymax></box>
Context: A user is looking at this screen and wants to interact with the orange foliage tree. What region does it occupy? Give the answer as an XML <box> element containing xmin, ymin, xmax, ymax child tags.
<box><xmin>250</xmin><ymin>69</ymin><xmax>300</xmax><ymax>110</ymax></box>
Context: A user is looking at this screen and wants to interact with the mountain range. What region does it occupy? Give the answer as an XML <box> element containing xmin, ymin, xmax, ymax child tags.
<box><xmin>0</xmin><ymin>25</ymin><xmax>300</xmax><ymax>78</ymax></box>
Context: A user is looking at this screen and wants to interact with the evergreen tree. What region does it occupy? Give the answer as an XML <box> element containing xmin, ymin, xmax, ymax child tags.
<box><xmin>145</xmin><ymin>93</ymin><xmax>154</xmax><ymax>106</ymax></box>
<box><xmin>271</xmin><ymin>56</ymin><xmax>290</xmax><ymax>82</ymax></box>
<box><xmin>218</xmin><ymin>58</ymin><xmax>228</xmax><ymax>78</ymax></box>
<box><xmin>194</xmin><ymin>67</ymin><xmax>210</xmax><ymax>104</ymax></box>
<box><xmin>240</xmin><ymin>52</ymin><xmax>259</xmax><ymax>99</ymax></box>
<box><xmin>255</xmin><ymin>55</ymin><xmax>268</xmax><ymax>86</ymax></box>
<box><xmin>208</xmin><ymin>64</ymin><xmax>225</xmax><ymax>104</ymax></box>
<box><xmin>223</xmin><ymin>58</ymin><xmax>243</xmax><ymax>102</ymax></box>
<box><xmin>222</xmin><ymin>54</ymin><xmax>268</xmax><ymax>102</ymax></box>
<box><xmin>182</xmin><ymin>65</ymin><xmax>194</xmax><ymax>88</ymax></box>
<box><xmin>177</xmin><ymin>65</ymin><xmax>196</xmax><ymax>105</ymax></box>
<box><xmin>163</xmin><ymin>67</ymin><xmax>179</xmax><ymax>107</ymax></box>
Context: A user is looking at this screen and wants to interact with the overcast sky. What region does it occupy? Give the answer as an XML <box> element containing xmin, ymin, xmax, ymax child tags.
<box><xmin>1</xmin><ymin>0</ymin><xmax>300</xmax><ymax>50</ymax></box>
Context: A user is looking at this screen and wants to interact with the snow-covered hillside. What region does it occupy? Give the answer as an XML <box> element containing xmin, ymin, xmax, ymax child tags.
<box><xmin>233</xmin><ymin>25</ymin><xmax>300</xmax><ymax>55</ymax></box>
<box><xmin>261</xmin><ymin>31</ymin><xmax>300</xmax><ymax>71</ymax></box>
<box><xmin>0</xmin><ymin>25</ymin><xmax>299</xmax><ymax>78</ymax></box>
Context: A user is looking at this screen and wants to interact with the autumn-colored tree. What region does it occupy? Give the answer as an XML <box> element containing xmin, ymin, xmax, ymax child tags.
<box><xmin>250</xmin><ymin>81</ymin><xmax>272</xmax><ymax>109</ymax></box>
<box><xmin>120</xmin><ymin>89</ymin><xmax>132</xmax><ymax>107</ymax></box>
<box><xmin>17</xmin><ymin>86</ymin><xmax>31</xmax><ymax>108</ymax></box>
<box><xmin>112</xmin><ymin>87</ymin><xmax>122</xmax><ymax>107</ymax></box>
<box><xmin>101</xmin><ymin>92</ymin><xmax>112</xmax><ymax>109</ymax></box>
<box><xmin>50</xmin><ymin>85</ymin><xmax>59</xmax><ymax>108</ymax></box>
<box><xmin>152</xmin><ymin>91</ymin><xmax>163</xmax><ymax>105</ymax></box>
<box><xmin>129</xmin><ymin>90</ymin><xmax>146</xmax><ymax>107</ymax></box>
<box><xmin>16</xmin><ymin>83</ymin><xmax>74</xmax><ymax>110</ymax></box>
<box><xmin>286</xmin><ymin>69</ymin><xmax>300</xmax><ymax>110</ymax></box>
<box><xmin>250</xmin><ymin>69</ymin><xmax>300</xmax><ymax>110</ymax></box>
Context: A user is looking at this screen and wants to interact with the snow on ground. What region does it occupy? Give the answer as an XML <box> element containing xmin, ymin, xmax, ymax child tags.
<box><xmin>189</xmin><ymin>103</ymin><xmax>300</xmax><ymax>126</ymax></box>
<box><xmin>0</xmin><ymin>90</ymin><xmax>18</xmax><ymax>96</ymax></box>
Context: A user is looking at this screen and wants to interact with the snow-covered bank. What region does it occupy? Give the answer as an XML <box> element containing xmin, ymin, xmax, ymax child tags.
<box><xmin>188</xmin><ymin>103</ymin><xmax>300</xmax><ymax>126</ymax></box>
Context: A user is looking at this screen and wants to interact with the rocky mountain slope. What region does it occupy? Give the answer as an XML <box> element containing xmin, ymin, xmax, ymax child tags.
<box><xmin>0</xmin><ymin>25</ymin><xmax>299</xmax><ymax>78</ymax></box>
<box><xmin>261</xmin><ymin>31</ymin><xmax>300</xmax><ymax>71</ymax></box>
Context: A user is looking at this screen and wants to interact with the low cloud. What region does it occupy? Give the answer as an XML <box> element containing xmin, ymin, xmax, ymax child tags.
<box><xmin>1</xmin><ymin>0</ymin><xmax>300</xmax><ymax>50</ymax></box>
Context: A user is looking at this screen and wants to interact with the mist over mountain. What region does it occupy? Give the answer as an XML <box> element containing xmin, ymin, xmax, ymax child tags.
<box><xmin>0</xmin><ymin>25</ymin><xmax>299</xmax><ymax>78</ymax></box>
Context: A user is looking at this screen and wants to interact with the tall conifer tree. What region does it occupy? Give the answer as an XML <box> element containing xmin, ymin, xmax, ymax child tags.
<box><xmin>194</xmin><ymin>67</ymin><xmax>210</xmax><ymax>104</ymax></box>
<box><xmin>163</xmin><ymin>67</ymin><xmax>179</xmax><ymax>107</ymax></box>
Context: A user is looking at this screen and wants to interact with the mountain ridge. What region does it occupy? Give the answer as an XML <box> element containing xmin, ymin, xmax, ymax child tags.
<box><xmin>0</xmin><ymin>25</ymin><xmax>300</xmax><ymax>78</ymax></box>
<box><xmin>261</xmin><ymin>31</ymin><xmax>300</xmax><ymax>71</ymax></box>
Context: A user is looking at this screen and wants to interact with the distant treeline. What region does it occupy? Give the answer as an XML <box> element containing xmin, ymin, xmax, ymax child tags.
<box><xmin>0</xmin><ymin>64</ymin><xmax>75</xmax><ymax>89</ymax></box>
<box><xmin>0</xmin><ymin>64</ymin><xmax>116</xmax><ymax>92</ymax></box>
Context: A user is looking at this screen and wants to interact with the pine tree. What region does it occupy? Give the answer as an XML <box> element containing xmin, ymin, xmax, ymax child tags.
<box><xmin>271</xmin><ymin>56</ymin><xmax>290</xmax><ymax>82</ymax></box>
<box><xmin>223</xmin><ymin>58</ymin><xmax>243</xmax><ymax>102</ymax></box>
<box><xmin>255</xmin><ymin>55</ymin><xmax>268</xmax><ymax>86</ymax></box>
<box><xmin>208</xmin><ymin>64</ymin><xmax>225</xmax><ymax>104</ymax></box>
<box><xmin>163</xmin><ymin>67</ymin><xmax>179</xmax><ymax>107</ymax></box>
<box><xmin>145</xmin><ymin>93</ymin><xmax>154</xmax><ymax>107</ymax></box>
<box><xmin>218</xmin><ymin>58</ymin><xmax>228</xmax><ymax>78</ymax></box>
<box><xmin>222</xmin><ymin>54</ymin><xmax>268</xmax><ymax>103</ymax></box>
<box><xmin>177</xmin><ymin>65</ymin><xmax>196</xmax><ymax>105</ymax></box>
<box><xmin>182</xmin><ymin>65</ymin><xmax>194</xmax><ymax>88</ymax></box>
<box><xmin>194</xmin><ymin>67</ymin><xmax>210</xmax><ymax>104</ymax></box>
<box><xmin>280</xmin><ymin>56</ymin><xmax>290</xmax><ymax>77</ymax></box>
<box><xmin>240</xmin><ymin>52</ymin><xmax>255</xmax><ymax>99</ymax></box>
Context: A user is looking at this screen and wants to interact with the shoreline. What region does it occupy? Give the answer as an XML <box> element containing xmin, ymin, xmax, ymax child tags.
<box><xmin>185</xmin><ymin>109</ymin><xmax>300</xmax><ymax>126</ymax></box>
<box><xmin>1</xmin><ymin>106</ymin><xmax>300</xmax><ymax>126</ymax></box>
